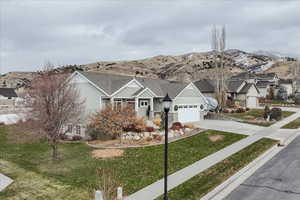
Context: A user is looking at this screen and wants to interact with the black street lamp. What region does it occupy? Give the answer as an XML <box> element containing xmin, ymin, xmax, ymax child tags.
<box><xmin>162</xmin><ymin>93</ymin><xmax>172</xmax><ymax>200</ymax></box>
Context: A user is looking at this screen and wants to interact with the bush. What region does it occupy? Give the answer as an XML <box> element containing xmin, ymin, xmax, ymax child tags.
<box><xmin>72</xmin><ymin>136</ymin><xmax>82</xmax><ymax>141</ymax></box>
<box><xmin>171</xmin><ymin>122</ymin><xmax>183</xmax><ymax>131</ymax></box>
<box><xmin>0</xmin><ymin>122</ymin><xmax>5</xmax><ymax>126</ymax></box>
<box><xmin>145</xmin><ymin>127</ymin><xmax>155</xmax><ymax>132</ymax></box>
<box><xmin>153</xmin><ymin>119</ymin><xmax>161</xmax><ymax>127</ymax></box>
<box><xmin>270</xmin><ymin>107</ymin><xmax>282</xmax><ymax>121</ymax></box>
<box><xmin>236</xmin><ymin>107</ymin><xmax>245</xmax><ymax>113</ymax></box>
<box><xmin>60</xmin><ymin>134</ymin><xmax>69</xmax><ymax>140</ymax></box>
<box><xmin>246</xmin><ymin>107</ymin><xmax>250</xmax><ymax>111</ymax></box>
<box><xmin>264</xmin><ymin>105</ymin><xmax>271</xmax><ymax>119</ymax></box>
<box><xmin>88</xmin><ymin>105</ymin><xmax>144</xmax><ymax>140</ymax></box>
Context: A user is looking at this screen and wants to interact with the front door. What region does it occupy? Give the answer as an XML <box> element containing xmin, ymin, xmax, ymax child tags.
<box><xmin>138</xmin><ymin>99</ymin><xmax>150</xmax><ymax>118</ymax></box>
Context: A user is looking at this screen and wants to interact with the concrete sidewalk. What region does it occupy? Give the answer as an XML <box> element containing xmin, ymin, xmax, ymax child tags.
<box><xmin>0</xmin><ymin>173</ymin><xmax>13</xmax><ymax>192</ymax></box>
<box><xmin>125</xmin><ymin>109</ymin><xmax>300</xmax><ymax>200</ymax></box>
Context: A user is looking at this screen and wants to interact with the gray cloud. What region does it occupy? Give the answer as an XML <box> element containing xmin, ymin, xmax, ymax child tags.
<box><xmin>0</xmin><ymin>0</ymin><xmax>299</xmax><ymax>73</ymax></box>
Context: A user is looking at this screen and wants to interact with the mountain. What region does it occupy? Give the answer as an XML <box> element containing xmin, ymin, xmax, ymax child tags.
<box><xmin>0</xmin><ymin>49</ymin><xmax>294</xmax><ymax>89</ymax></box>
<box><xmin>253</xmin><ymin>50</ymin><xmax>298</xmax><ymax>61</ymax></box>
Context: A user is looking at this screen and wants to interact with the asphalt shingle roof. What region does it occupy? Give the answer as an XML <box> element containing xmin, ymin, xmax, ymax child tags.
<box><xmin>78</xmin><ymin>71</ymin><xmax>188</xmax><ymax>98</ymax></box>
<box><xmin>193</xmin><ymin>79</ymin><xmax>215</xmax><ymax>93</ymax></box>
<box><xmin>0</xmin><ymin>88</ymin><xmax>17</xmax><ymax>98</ymax></box>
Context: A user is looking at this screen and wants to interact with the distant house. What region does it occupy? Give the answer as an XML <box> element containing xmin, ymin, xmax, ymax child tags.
<box><xmin>68</xmin><ymin>71</ymin><xmax>209</xmax><ymax>137</ymax></box>
<box><xmin>230</xmin><ymin>72</ymin><xmax>279</xmax><ymax>98</ymax></box>
<box><xmin>0</xmin><ymin>88</ymin><xmax>18</xmax><ymax>106</ymax></box>
<box><xmin>279</xmin><ymin>79</ymin><xmax>293</xmax><ymax>97</ymax></box>
<box><xmin>194</xmin><ymin>79</ymin><xmax>260</xmax><ymax>108</ymax></box>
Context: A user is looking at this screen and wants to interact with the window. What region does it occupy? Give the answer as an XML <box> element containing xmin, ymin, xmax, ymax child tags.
<box><xmin>126</xmin><ymin>100</ymin><xmax>135</xmax><ymax>109</ymax></box>
<box><xmin>67</xmin><ymin>124</ymin><xmax>73</xmax><ymax>133</ymax></box>
<box><xmin>140</xmin><ymin>100</ymin><xmax>149</xmax><ymax>107</ymax></box>
<box><xmin>76</xmin><ymin>125</ymin><xmax>81</xmax><ymax>135</ymax></box>
<box><xmin>200</xmin><ymin>104</ymin><xmax>204</xmax><ymax>110</ymax></box>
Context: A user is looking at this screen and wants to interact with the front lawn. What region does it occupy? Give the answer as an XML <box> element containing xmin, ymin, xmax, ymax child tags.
<box><xmin>157</xmin><ymin>138</ymin><xmax>277</xmax><ymax>200</ymax></box>
<box><xmin>225</xmin><ymin>109</ymin><xmax>295</xmax><ymax>127</ymax></box>
<box><xmin>0</xmin><ymin>126</ymin><xmax>246</xmax><ymax>199</ymax></box>
<box><xmin>282</xmin><ymin>117</ymin><xmax>300</xmax><ymax>129</ymax></box>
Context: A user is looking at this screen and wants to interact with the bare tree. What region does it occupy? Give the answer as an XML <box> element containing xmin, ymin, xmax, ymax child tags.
<box><xmin>24</xmin><ymin>62</ymin><xmax>83</xmax><ymax>160</ymax></box>
<box><xmin>210</xmin><ymin>25</ymin><xmax>228</xmax><ymax>109</ymax></box>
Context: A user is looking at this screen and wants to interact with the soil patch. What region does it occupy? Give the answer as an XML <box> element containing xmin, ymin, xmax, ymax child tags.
<box><xmin>208</xmin><ymin>135</ymin><xmax>224</xmax><ymax>142</ymax></box>
<box><xmin>91</xmin><ymin>149</ymin><xmax>124</xmax><ymax>159</ymax></box>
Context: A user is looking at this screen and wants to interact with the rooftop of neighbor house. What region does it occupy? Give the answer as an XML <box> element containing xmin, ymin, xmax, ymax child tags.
<box><xmin>230</xmin><ymin>72</ymin><xmax>277</xmax><ymax>81</ymax></box>
<box><xmin>279</xmin><ymin>79</ymin><xmax>293</xmax><ymax>84</ymax></box>
<box><xmin>194</xmin><ymin>79</ymin><xmax>246</xmax><ymax>94</ymax></box>
<box><xmin>76</xmin><ymin>71</ymin><xmax>189</xmax><ymax>98</ymax></box>
<box><xmin>0</xmin><ymin>88</ymin><xmax>17</xmax><ymax>98</ymax></box>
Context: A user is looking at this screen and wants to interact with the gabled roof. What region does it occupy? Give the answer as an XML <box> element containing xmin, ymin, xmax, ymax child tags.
<box><xmin>226</xmin><ymin>80</ymin><xmax>245</xmax><ymax>93</ymax></box>
<box><xmin>75</xmin><ymin>71</ymin><xmax>189</xmax><ymax>98</ymax></box>
<box><xmin>0</xmin><ymin>88</ymin><xmax>17</xmax><ymax>98</ymax></box>
<box><xmin>194</xmin><ymin>79</ymin><xmax>215</xmax><ymax>93</ymax></box>
<box><xmin>239</xmin><ymin>83</ymin><xmax>260</xmax><ymax>94</ymax></box>
<box><xmin>256</xmin><ymin>80</ymin><xmax>275</xmax><ymax>88</ymax></box>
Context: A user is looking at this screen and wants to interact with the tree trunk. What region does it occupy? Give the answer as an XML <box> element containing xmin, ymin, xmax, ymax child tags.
<box><xmin>52</xmin><ymin>144</ymin><xmax>58</xmax><ymax>160</ymax></box>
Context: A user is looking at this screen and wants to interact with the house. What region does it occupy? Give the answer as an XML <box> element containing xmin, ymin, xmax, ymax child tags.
<box><xmin>278</xmin><ymin>79</ymin><xmax>293</xmax><ymax>97</ymax></box>
<box><xmin>68</xmin><ymin>71</ymin><xmax>209</xmax><ymax>137</ymax></box>
<box><xmin>0</xmin><ymin>88</ymin><xmax>18</xmax><ymax>107</ymax></box>
<box><xmin>230</xmin><ymin>72</ymin><xmax>279</xmax><ymax>98</ymax></box>
<box><xmin>194</xmin><ymin>79</ymin><xmax>260</xmax><ymax>108</ymax></box>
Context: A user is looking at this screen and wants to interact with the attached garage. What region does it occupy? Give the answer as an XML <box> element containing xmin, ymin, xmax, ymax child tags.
<box><xmin>247</xmin><ymin>96</ymin><xmax>258</xmax><ymax>108</ymax></box>
<box><xmin>177</xmin><ymin>105</ymin><xmax>201</xmax><ymax>123</ymax></box>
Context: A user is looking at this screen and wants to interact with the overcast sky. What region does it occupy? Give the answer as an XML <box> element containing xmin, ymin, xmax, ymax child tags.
<box><xmin>0</xmin><ymin>0</ymin><xmax>299</xmax><ymax>73</ymax></box>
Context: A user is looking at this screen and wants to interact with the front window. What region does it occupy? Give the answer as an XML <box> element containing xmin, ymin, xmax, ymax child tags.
<box><xmin>140</xmin><ymin>100</ymin><xmax>149</xmax><ymax>107</ymax></box>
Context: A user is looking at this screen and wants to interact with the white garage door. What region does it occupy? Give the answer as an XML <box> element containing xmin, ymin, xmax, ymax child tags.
<box><xmin>247</xmin><ymin>97</ymin><xmax>257</xmax><ymax>108</ymax></box>
<box><xmin>177</xmin><ymin>105</ymin><xmax>200</xmax><ymax>123</ymax></box>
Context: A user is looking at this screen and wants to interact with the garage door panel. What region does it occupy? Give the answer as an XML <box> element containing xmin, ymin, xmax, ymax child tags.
<box><xmin>177</xmin><ymin>105</ymin><xmax>200</xmax><ymax>123</ymax></box>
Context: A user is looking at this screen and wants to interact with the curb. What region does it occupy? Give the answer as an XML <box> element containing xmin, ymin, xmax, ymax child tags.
<box><xmin>200</xmin><ymin>130</ymin><xmax>300</xmax><ymax>200</ymax></box>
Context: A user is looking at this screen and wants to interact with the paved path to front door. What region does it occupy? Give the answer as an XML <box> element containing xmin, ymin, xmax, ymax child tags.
<box><xmin>0</xmin><ymin>173</ymin><xmax>13</xmax><ymax>192</ymax></box>
<box><xmin>125</xmin><ymin>108</ymin><xmax>300</xmax><ymax>200</ymax></box>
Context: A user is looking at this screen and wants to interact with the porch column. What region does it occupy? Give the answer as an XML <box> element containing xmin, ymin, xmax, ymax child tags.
<box><xmin>135</xmin><ymin>97</ymin><xmax>139</xmax><ymax>112</ymax></box>
<box><xmin>150</xmin><ymin>98</ymin><xmax>154</xmax><ymax>119</ymax></box>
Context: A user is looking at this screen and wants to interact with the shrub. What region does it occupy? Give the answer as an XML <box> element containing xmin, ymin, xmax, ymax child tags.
<box><xmin>236</xmin><ymin>107</ymin><xmax>245</xmax><ymax>113</ymax></box>
<box><xmin>145</xmin><ymin>127</ymin><xmax>155</xmax><ymax>132</ymax></box>
<box><xmin>171</xmin><ymin>122</ymin><xmax>183</xmax><ymax>131</ymax></box>
<box><xmin>270</xmin><ymin>107</ymin><xmax>282</xmax><ymax>121</ymax></box>
<box><xmin>246</xmin><ymin>107</ymin><xmax>250</xmax><ymax>111</ymax></box>
<box><xmin>88</xmin><ymin>105</ymin><xmax>143</xmax><ymax>140</ymax></box>
<box><xmin>60</xmin><ymin>134</ymin><xmax>69</xmax><ymax>140</ymax></box>
<box><xmin>72</xmin><ymin>136</ymin><xmax>82</xmax><ymax>141</ymax></box>
<box><xmin>264</xmin><ymin>105</ymin><xmax>271</xmax><ymax>119</ymax></box>
<box><xmin>153</xmin><ymin>119</ymin><xmax>161</xmax><ymax>127</ymax></box>
<box><xmin>0</xmin><ymin>122</ymin><xmax>5</xmax><ymax>126</ymax></box>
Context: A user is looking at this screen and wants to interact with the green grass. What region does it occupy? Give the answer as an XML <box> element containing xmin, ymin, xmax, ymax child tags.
<box><xmin>157</xmin><ymin>138</ymin><xmax>277</xmax><ymax>200</ymax></box>
<box><xmin>0</xmin><ymin>126</ymin><xmax>246</xmax><ymax>199</ymax></box>
<box><xmin>225</xmin><ymin>109</ymin><xmax>295</xmax><ymax>127</ymax></box>
<box><xmin>282</xmin><ymin>117</ymin><xmax>300</xmax><ymax>129</ymax></box>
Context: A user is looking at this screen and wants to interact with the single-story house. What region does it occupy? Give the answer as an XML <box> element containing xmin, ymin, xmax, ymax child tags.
<box><xmin>68</xmin><ymin>71</ymin><xmax>209</xmax><ymax>137</ymax></box>
<box><xmin>194</xmin><ymin>79</ymin><xmax>260</xmax><ymax>108</ymax></box>
<box><xmin>0</xmin><ymin>88</ymin><xmax>18</xmax><ymax>106</ymax></box>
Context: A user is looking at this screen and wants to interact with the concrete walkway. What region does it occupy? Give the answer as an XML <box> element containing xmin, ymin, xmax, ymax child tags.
<box><xmin>125</xmin><ymin>109</ymin><xmax>300</xmax><ymax>200</ymax></box>
<box><xmin>0</xmin><ymin>173</ymin><xmax>13</xmax><ymax>192</ymax></box>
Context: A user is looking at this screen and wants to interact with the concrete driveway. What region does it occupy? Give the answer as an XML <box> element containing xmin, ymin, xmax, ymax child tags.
<box><xmin>193</xmin><ymin>120</ymin><xmax>263</xmax><ymax>136</ymax></box>
<box><xmin>225</xmin><ymin>134</ymin><xmax>300</xmax><ymax>200</ymax></box>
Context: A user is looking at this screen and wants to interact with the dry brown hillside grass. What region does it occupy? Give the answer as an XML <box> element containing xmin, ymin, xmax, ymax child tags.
<box><xmin>266</xmin><ymin>61</ymin><xmax>299</xmax><ymax>78</ymax></box>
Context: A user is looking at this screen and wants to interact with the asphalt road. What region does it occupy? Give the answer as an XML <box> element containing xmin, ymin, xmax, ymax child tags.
<box><xmin>225</xmin><ymin>135</ymin><xmax>300</xmax><ymax>200</ymax></box>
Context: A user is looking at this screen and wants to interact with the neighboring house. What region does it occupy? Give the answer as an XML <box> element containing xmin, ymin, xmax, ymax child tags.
<box><xmin>0</xmin><ymin>88</ymin><xmax>18</xmax><ymax>107</ymax></box>
<box><xmin>68</xmin><ymin>71</ymin><xmax>209</xmax><ymax>137</ymax></box>
<box><xmin>230</xmin><ymin>72</ymin><xmax>279</xmax><ymax>98</ymax></box>
<box><xmin>279</xmin><ymin>79</ymin><xmax>293</xmax><ymax>97</ymax></box>
<box><xmin>194</xmin><ymin>79</ymin><xmax>260</xmax><ymax>108</ymax></box>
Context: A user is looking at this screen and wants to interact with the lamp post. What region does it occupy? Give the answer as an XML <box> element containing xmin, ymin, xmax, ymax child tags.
<box><xmin>162</xmin><ymin>93</ymin><xmax>172</xmax><ymax>200</ymax></box>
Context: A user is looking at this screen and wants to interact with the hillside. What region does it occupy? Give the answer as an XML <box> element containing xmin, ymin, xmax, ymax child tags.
<box><xmin>0</xmin><ymin>49</ymin><xmax>296</xmax><ymax>89</ymax></box>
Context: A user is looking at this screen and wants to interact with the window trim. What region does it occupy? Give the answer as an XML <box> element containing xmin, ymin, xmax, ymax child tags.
<box><xmin>139</xmin><ymin>100</ymin><xmax>149</xmax><ymax>107</ymax></box>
